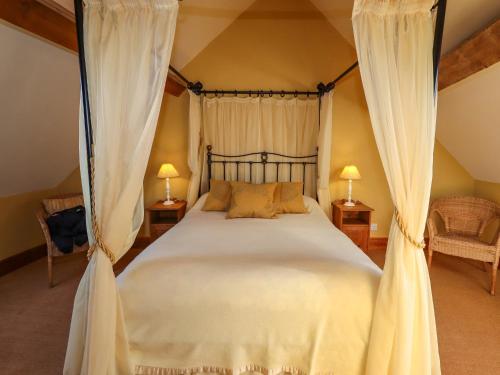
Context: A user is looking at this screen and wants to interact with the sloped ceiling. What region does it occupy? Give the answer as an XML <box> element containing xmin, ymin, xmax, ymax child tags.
<box><xmin>172</xmin><ymin>0</ymin><xmax>255</xmax><ymax>69</ymax></box>
<box><xmin>1</xmin><ymin>0</ymin><xmax>499</xmax><ymax>197</ymax></box>
<box><xmin>0</xmin><ymin>22</ymin><xmax>80</xmax><ymax>197</ymax></box>
<box><xmin>46</xmin><ymin>0</ymin><xmax>255</xmax><ymax>69</ymax></box>
<box><xmin>310</xmin><ymin>0</ymin><xmax>500</xmax><ymax>54</ymax></box>
<box><xmin>436</xmin><ymin>62</ymin><xmax>500</xmax><ymax>183</ymax></box>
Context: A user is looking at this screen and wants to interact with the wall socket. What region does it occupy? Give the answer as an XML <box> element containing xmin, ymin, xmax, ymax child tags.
<box><xmin>370</xmin><ymin>223</ymin><xmax>378</xmax><ymax>232</ymax></box>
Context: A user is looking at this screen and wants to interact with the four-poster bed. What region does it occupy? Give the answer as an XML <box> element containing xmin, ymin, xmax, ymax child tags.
<box><xmin>65</xmin><ymin>0</ymin><xmax>447</xmax><ymax>374</ymax></box>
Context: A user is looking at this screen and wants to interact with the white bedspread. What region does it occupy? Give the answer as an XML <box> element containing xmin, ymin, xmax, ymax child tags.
<box><xmin>118</xmin><ymin>196</ymin><xmax>381</xmax><ymax>375</ymax></box>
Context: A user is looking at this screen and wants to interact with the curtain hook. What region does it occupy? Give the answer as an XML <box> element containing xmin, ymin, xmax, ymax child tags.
<box><xmin>234</xmin><ymin>90</ymin><xmax>237</xmax><ymax>97</ymax></box>
<box><xmin>307</xmin><ymin>92</ymin><xmax>310</xmax><ymax>98</ymax></box>
<box><xmin>280</xmin><ymin>90</ymin><xmax>285</xmax><ymax>98</ymax></box>
<box><xmin>294</xmin><ymin>91</ymin><xmax>298</xmax><ymax>98</ymax></box>
<box><xmin>269</xmin><ymin>91</ymin><xmax>273</xmax><ymax>97</ymax></box>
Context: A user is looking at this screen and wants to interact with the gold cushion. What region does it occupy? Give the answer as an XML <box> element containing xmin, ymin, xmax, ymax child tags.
<box><xmin>202</xmin><ymin>180</ymin><xmax>232</xmax><ymax>211</ymax></box>
<box><xmin>227</xmin><ymin>183</ymin><xmax>278</xmax><ymax>219</ymax></box>
<box><xmin>274</xmin><ymin>182</ymin><xmax>307</xmax><ymax>214</ymax></box>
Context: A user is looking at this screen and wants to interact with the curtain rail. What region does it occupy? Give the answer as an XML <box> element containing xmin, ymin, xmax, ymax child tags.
<box><xmin>168</xmin><ymin>65</ymin><xmax>192</xmax><ymax>87</ymax></box>
<box><xmin>197</xmin><ymin>90</ymin><xmax>320</xmax><ymax>97</ymax></box>
<box><xmin>167</xmin><ymin>59</ymin><xmax>359</xmax><ymax>98</ymax></box>
<box><xmin>180</xmin><ymin>61</ymin><xmax>358</xmax><ymax>97</ymax></box>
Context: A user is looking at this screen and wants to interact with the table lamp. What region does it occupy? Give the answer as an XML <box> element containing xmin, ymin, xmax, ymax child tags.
<box><xmin>157</xmin><ymin>163</ymin><xmax>179</xmax><ymax>205</ymax></box>
<box><xmin>340</xmin><ymin>165</ymin><xmax>361</xmax><ymax>207</ymax></box>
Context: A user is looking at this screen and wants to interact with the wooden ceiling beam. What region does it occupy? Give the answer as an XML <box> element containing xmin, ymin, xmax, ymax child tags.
<box><xmin>439</xmin><ymin>19</ymin><xmax>500</xmax><ymax>90</ymax></box>
<box><xmin>0</xmin><ymin>0</ymin><xmax>77</xmax><ymax>52</ymax></box>
<box><xmin>0</xmin><ymin>0</ymin><xmax>185</xmax><ymax>96</ymax></box>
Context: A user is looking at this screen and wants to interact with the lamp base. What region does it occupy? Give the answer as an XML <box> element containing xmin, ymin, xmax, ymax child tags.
<box><xmin>163</xmin><ymin>200</ymin><xmax>175</xmax><ymax>206</ymax></box>
<box><xmin>344</xmin><ymin>200</ymin><xmax>356</xmax><ymax>207</ymax></box>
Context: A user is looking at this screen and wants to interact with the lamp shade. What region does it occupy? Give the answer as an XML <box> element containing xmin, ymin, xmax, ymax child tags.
<box><xmin>157</xmin><ymin>163</ymin><xmax>179</xmax><ymax>179</ymax></box>
<box><xmin>340</xmin><ymin>165</ymin><xmax>361</xmax><ymax>180</ymax></box>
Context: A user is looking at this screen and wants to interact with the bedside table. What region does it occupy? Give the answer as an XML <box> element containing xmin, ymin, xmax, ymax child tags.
<box><xmin>332</xmin><ymin>200</ymin><xmax>374</xmax><ymax>251</ymax></box>
<box><xmin>145</xmin><ymin>200</ymin><xmax>186</xmax><ymax>239</ymax></box>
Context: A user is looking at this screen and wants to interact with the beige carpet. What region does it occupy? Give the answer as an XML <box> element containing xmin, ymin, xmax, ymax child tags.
<box><xmin>0</xmin><ymin>249</ymin><xmax>499</xmax><ymax>374</ymax></box>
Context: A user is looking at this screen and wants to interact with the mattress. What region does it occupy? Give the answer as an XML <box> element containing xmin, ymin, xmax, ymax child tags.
<box><xmin>117</xmin><ymin>195</ymin><xmax>381</xmax><ymax>375</ymax></box>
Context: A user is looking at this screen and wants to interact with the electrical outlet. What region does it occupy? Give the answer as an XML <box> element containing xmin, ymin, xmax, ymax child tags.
<box><xmin>370</xmin><ymin>223</ymin><xmax>378</xmax><ymax>232</ymax></box>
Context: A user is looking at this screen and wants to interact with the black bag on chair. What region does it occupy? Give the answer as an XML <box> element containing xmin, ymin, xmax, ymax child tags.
<box><xmin>46</xmin><ymin>205</ymin><xmax>88</xmax><ymax>253</ymax></box>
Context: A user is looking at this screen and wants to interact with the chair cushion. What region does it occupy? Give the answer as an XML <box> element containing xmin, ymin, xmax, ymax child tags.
<box><xmin>446</xmin><ymin>216</ymin><xmax>482</xmax><ymax>236</ymax></box>
<box><xmin>434</xmin><ymin>233</ymin><xmax>496</xmax><ymax>257</ymax></box>
<box><xmin>43</xmin><ymin>195</ymin><xmax>84</xmax><ymax>215</ymax></box>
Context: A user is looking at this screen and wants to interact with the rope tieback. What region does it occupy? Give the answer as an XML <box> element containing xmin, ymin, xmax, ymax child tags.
<box><xmin>86</xmin><ymin>157</ymin><xmax>116</xmax><ymax>264</ymax></box>
<box><xmin>394</xmin><ymin>208</ymin><xmax>426</xmax><ymax>249</ymax></box>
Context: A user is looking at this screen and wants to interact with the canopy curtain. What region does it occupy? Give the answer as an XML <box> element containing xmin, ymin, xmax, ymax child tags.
<box><xmin>198</xmin><ymin>96</ymin><xmax>320</xmax><ymax>199</ymax></box>
<box><xmin>352</xmin><ymin>1</ymin><xmax>440</xmax><ymax>374</ymax></box>
<box><xmin>64</xmin><ymin>1</ymin><xmax>178</xmax><ymax>374</ymax></box>
<box><xmin>186</xmin><ymin>91</ymin><xmax>203</xmax><ymax>209</ymax></box>
<box><xmin>317</xmin><ymin>91</ymin><xmax>333</xmax><ymax>216</ymax></box>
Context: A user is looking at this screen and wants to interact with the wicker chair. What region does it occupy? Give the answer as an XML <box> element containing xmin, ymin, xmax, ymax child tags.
<box><xmin>427</xmin><ymin>196</ymin><xmax>500</xmax><ymax>295</ymax></box>
<box><xmin>36</xmin><ymin>194</ymin><xmax>88</xmax><ymax>287</ymax></box>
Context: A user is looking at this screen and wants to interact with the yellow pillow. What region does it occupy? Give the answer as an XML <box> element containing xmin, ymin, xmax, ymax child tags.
<box><xmin>202</xmin><ymin>180</ymin><xmax>232</xmax><ymax>211</ymax></box>
<box><xmin>274</xmin><ymin>182</ymin><xmax>308</xmax><ymax>214</ymax></box>
<box><xmin>227</xmin><ymin>183</ymin><xmax>277</xmax><ymax>219</ymax></box>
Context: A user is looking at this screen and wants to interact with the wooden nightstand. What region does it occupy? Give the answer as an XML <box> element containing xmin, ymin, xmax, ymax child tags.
<box><xmin>145</xmin><ymin>200</ymin><xmax>186</xmax><ymax>239</ymax></box>
<box><xmin>332</xmin><ymin>200</ymin><xmax>374</xmax><ymax>251</ymax></box>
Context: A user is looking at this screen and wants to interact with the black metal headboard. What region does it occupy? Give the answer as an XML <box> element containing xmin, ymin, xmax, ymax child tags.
<box><xmin>207</xmin><ymin>145</ymin><xmax>318</xmax><ymax>195</ymax></box>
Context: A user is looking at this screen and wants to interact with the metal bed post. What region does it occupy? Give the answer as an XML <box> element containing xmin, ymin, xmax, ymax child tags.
<box><xmin>74</xmin><ymin>0</ymin><xmax>94</xmax><ymax>208</ymax></box>
<box><xmin>432</xmin><ymin>0</ymin><xmax>447</xmax><ymax>89</ymax></box>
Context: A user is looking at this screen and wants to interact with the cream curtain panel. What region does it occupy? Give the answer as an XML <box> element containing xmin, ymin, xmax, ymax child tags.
<box><xmin>317</xmin><ymin>92</ymin><xmax>333</xmax><ymax>215</ymax></box>
<box><xmin>186</xmin><ymin>92</ymin><xmax>203</xmax><ymax>209</ymax></box>
<box><xmin>64</xmin><ymin>1</ymin><xmax>178</xmax><ymax>374</ymax></box>
<box><xmin>352</xmin><ymin>1</ymin><xmax>440</xmax><ymax>374</ymax></box>
<box><xmin>198</xmin><ymin>96</ymin><xmax>320</xmax><ymax>198</ymax></box>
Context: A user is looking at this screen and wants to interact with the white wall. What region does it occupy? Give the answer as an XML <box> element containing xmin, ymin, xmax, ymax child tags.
<box><xmin>436</xmin><ymin>62</ymin><xmax>500</xmax><ymax>183</ymax></box>
<box><xmin>0</xmin><ymin>22</ymin><xmax>80</xmax><ymax>197</ymax></box>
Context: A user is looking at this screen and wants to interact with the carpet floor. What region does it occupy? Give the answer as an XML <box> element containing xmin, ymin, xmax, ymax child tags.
<box><xmin>0</xmin><ymin>249</ymin><xmax>499</xmax><ymax>374</ymax></box>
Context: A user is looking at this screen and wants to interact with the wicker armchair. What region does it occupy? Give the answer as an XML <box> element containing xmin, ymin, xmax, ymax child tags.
<box><xmin>36</xmin><ymin>194</ymin><xmax>88</xmax><ymax>287</ymax></box>
<box><xmin>427</xmin><ymin>196</ymin><xmax>500</xmax><ymax>295</ymax></box>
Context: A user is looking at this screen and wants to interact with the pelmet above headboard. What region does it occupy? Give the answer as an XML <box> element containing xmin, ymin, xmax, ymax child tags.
<box><xmin>206</xmin><ymin>145</ymin><xmax>318</xmax><ymax>198</ymax></box>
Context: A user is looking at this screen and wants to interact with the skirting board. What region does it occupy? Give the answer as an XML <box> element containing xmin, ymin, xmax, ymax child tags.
<box><xmin>0</xmin><ymin>244</ymin><xmax>47</xmax><ymax>277</ymax></box>
<box><xmin>0</xmin><ymin>237</ymin><xmax>150</xmax><ymax>278</ymax></box>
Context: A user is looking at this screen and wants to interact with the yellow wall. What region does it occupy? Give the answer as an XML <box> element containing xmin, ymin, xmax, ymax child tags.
<box><xmin>144</xmin><ymin>0</ymin><xmax>474</xmax><ymax>238</ymax></box>
<box><xmin>0</xmin><ymin>0</ymin><xmax>484</xmax><ymax>261</ymax></box>
<box><xmin>0</xmin><ymin>168</ymin><xmax>82</xmax><ymax>261</ymax></box>
<box><xmin>474</xmin><ymin>180</ymin><xmax>500</xmax><ymax>204</ymax></box>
